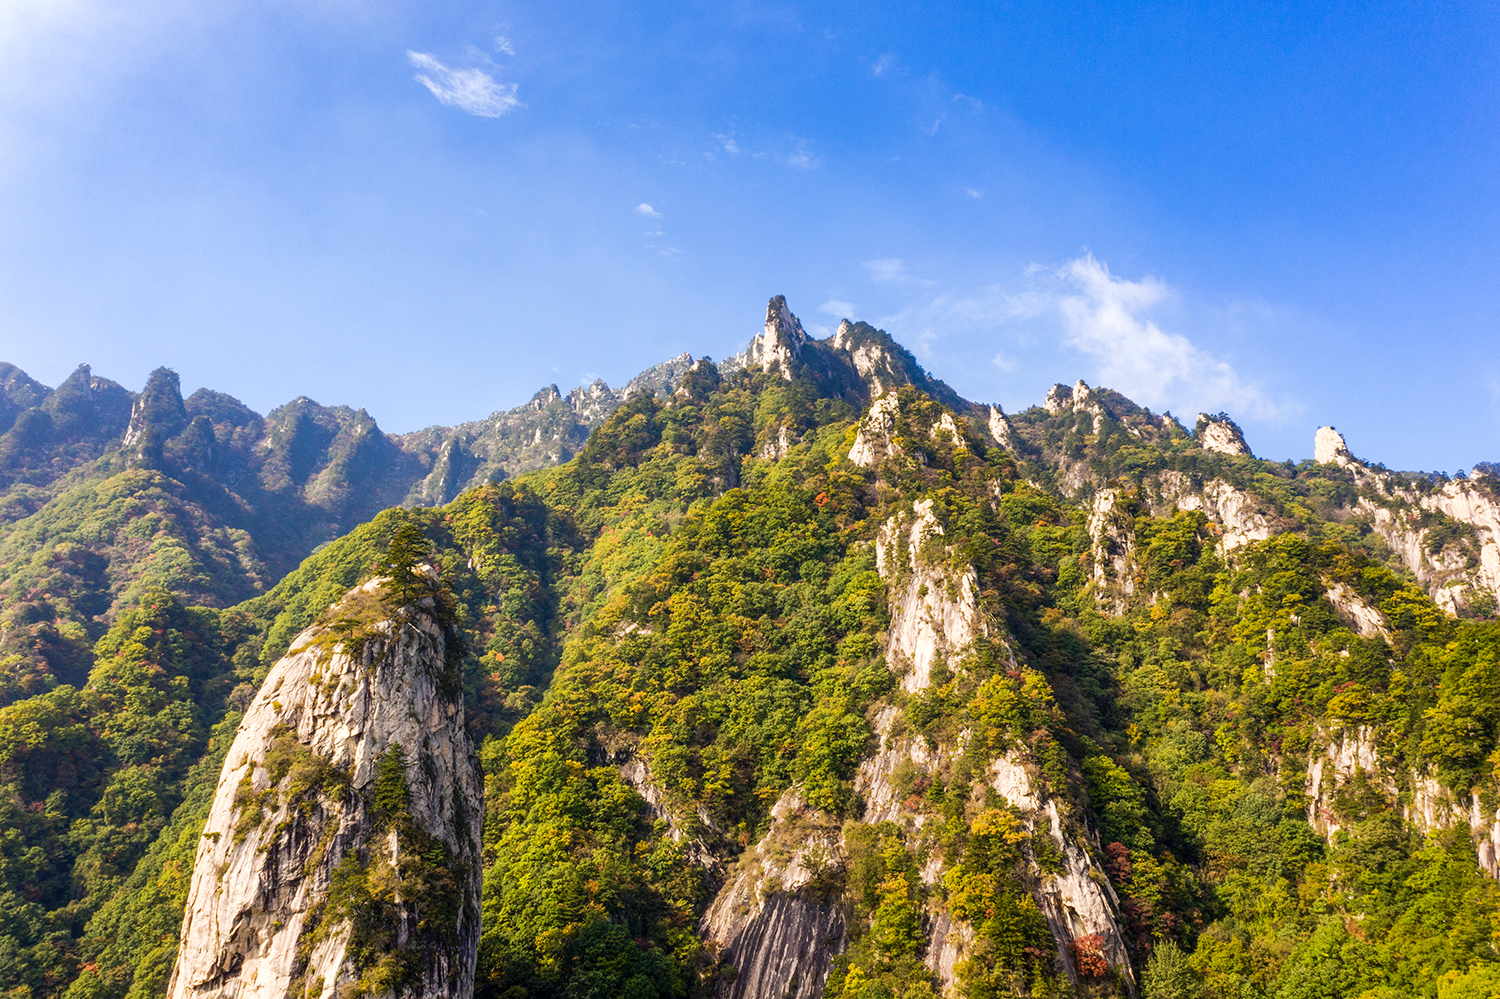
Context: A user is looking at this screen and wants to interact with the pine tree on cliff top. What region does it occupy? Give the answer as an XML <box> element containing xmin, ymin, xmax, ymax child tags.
<box><xmin>378</xmin><ymin>520</ymin><xmax>432</xmax><ymax>605</ymax></box>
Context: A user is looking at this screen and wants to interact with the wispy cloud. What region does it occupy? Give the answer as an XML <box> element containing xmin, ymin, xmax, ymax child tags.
<box><xmin>965</xmin><ymin>187</ymin><xmax>983</xmax><ymax>199</ymax></box>
<box><xmin>820</xmin><ymin>299</ymin><xmax>856</xmax><ymax>316</ymax></box>
<box><xmin>863</xmin><ymin>258</ymin><xmax>934</xmax><ymax>286</ymax></box>
<box><xmin>493</xmin><ymin>35</ymin><xmax>515</xmax><ymax>55</ymax></box>
<box><xmin>865</xmin><ymin>254</ymin><xmax>1292</xmax><ymax>421</ymax></box>
<box><xmin>865</xmin><ymin>258</ymin><xmax>907</xmax><ymax>282</ymax></box>
<box><xmin>408</xmin><ymin>51</ymin><xmax>521</xmax><ymax>117</ymax></box>
<box><xmin>873</xmin><ymin>53</ymin><xmax>896</xmax><ymax>76</ymax></box>
<box><xmin>635</xmin><ymin>203</ymin><xmax>662</xmax><ymax>218</ymax></box>
<box><xmin>1050</xmin><ymin>254</ymin><xmax>1281</xmax><ymax>419</ymax></box>
<box><xmin>787</xmin><ymin>140</ymin><xmax>819</xmax><ymax>170</ymax></box>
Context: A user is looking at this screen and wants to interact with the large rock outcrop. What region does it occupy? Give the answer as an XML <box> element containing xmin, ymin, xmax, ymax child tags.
<box><xmin>876</xmin><ymin>499</ymin><xmax>987</xmax><ymax>693</ymax></box>
<box><xmin>700</xmin><ymin>790</ymin><xmax>847</xmax><ymax>999</ymax></box>
<box><xmin>167</xmin><ymin>579</ymin><xmax>483</xmax><ymax>999</ymax></box>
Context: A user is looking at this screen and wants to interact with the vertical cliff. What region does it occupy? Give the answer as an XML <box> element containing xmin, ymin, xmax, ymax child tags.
<box><xmin>700</xmin><ymin>790</ymin><xmax>848</xmax><ymax>999</ymax></box>
<box><xmin>167</xmin><ymin>578</ymin><xmax>483</xmax><ymax>999</ymax></box>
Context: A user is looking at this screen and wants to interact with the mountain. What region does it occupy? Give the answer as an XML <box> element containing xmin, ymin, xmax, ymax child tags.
<box><xmin>0</xmin><ymin>296</ymin><xmax>1499</xmax><ymax>999</ymax></box>
<box><xmin>0</xmin><ymin>354</ymin><xmax>692</xmax><ymax>706</ymax></box>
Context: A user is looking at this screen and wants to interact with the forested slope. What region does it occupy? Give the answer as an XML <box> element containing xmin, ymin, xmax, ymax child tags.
<box><xmin>1</xmin><ymin>298</ymin><xmax>1498</xmax><ymax>998</ymax></box>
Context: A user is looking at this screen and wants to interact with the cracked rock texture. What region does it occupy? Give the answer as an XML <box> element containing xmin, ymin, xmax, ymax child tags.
<box><xmin>876</xmin><ymin>499</ymin><xmax>986</xmax><ymax>693</ymax></box>
<box><xmin>700</xmin><ymin>789</ymin><xmax>847</xmax><ymax>999</ymax></box>
<box><xmin>167</xmin><ymin>579</ymin><xmax>483</xmax><ymax>999</ymax></box>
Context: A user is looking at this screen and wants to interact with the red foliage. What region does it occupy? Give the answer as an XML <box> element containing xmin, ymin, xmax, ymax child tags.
<box><xmin>1103</xmin><ymin>841</ymin><xmax>1132</xmax><ymax>884</ymax></box>
<box><xmin>1070</xmin><ymin>934</ymin><xmax>1110</xmax><ymax>978</ymax></box>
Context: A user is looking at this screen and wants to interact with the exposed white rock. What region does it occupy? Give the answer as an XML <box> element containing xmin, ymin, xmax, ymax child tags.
<box><xmin>875</xmin><ymin>500</ymin><xmax>986</xmax><ymax>693</ymax></box>
<box><xmin>1315</xmin><ymin>426</ymin><xmax>1358</xmax><ymax>468</ymax></box>
<box><xmin>619</xmin><ymin>756</ymin><xmax>725</xmax><ymax>877</ymax></box>
<box><xmin>1087</xmin><ymin>489</ymin><xmax>1136</xmax><ymax>604</ymax></box>
<box><xmin>1071</xmin><ymin>380</ymin><xmax>1106</xmax><ymax>433</ymax></box>
<box><xmin>759</xmin><ymin>422</ymin><xmax>794</xmax><ymax>460</ymax></box>
<box><xmin>830</xmin><ymin>319</ymin><xmax>907</xmax><ymax>398</ymax></box>
<box><xmin>932</xmin><ymin>412</ymin><xmax>962</xmax><ymax>446</ymax></box>
<box><xmin>1302</xmin><ymin>727</ymin><xmax>1500</xmax><ymax>877</ymax></box>
<box><xmin>849</xmin><ymin>394</ymin><xmax>900</xmax><ymax>469</ymax></box>
<box><xmin>167</xmin><ymin>580</ymin><xmax>483</xmax><ymax>999</ymax></box>
<box><xmin>923</xmin><ymin>909</ymin><xmax>976</xmax><ymax>993</ymax></box>
<box><xmin>1148</xmin><ymin>471</ymin><xmax>1275</xmax><ymax>552</ymax></box>
<box><xmin>1323</xmin><ymin>581</ymin><xmax>1392</xmax><ymax>641</ymax></box>
<box><xmin>728</xmin><ymin>296</ymin><xmax>808</xmax><ymax>379</ymax></box>
<box><xmin>1044</xmin><ymin>383</ymin><xmax>1073</xmax><ymax>415</ymax></box>
<box><xmin>700</xmin><ymin>789</ymin><xmax>846</xmax><ymax>999</ymax></box>
<box><xmin>987</xmin><ymin>755</ymin><xmax>1134</xmax><ymax>990</ymax></box>
<box><xmin>855</xmin><ymin>706</ymin><xmax>950</xmax><ymax>826</ymax></box>
<box><xmin>987</xmin><ymin>406</ymin><xmax>1015</xmax><ymax>451</ymax></box>
<box><xmin>1305</xmin><ymin>727</ymin><xmax>1383</xmax><ymax>837</ymax></box>
<box><xmin>1347</xmin><ymin>473</ymin><xmax>1500</xmax><ymax>616</ymax></box>
<box><xmin>1196</xmin><ymin>413</ymin><xmax>1252</xmax><ymax>457</ymax></box>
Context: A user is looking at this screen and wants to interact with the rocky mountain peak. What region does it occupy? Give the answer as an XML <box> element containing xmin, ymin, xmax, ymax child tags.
<box><xmin>1044</xmin><ymin>382</ymin><xmax>1074</xmax><ymax>414</ymax></box>
<box><xmin>730</xmin><ymin>295</ymin><xmax>808</xmax><ymax>379</ymax></box>
<box><xmin>567</xmin><ymin>378</ymin><xmax>615</xmax><ymax>422</ymax></box>
<box><xmin>122</xmin><ymin>366</ymin><xmax>189</xmax><ymax>452</ymax></box>
<box><xmin>1315</xmin><ymin>425</ymin><xmax>1359</xmax><ymax>468</ymax></box>
<box><xmin>829</xmin><ymin>317</ymin><xmax>856</xmax><ymax>348</ymax></box>
<box><xmin>1196</xmin><ymin>412</ymin><xmax>1252</xmax><ymax>457</ymax></box>
<box><xmin>0</xmin><ymin>363</ymin><xmax>49</xmax><ymax>434</ymax></box>
<box><xmin>529</xmin><ymin>384</ymin><xmax>564</xmax><ymax>410</ymax></box>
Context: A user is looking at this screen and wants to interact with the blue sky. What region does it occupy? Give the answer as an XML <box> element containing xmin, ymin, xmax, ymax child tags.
<box><xmin>1</xmin><ymin>1</ymin><xmax>1496</xmax><ymax>470</ymax></box>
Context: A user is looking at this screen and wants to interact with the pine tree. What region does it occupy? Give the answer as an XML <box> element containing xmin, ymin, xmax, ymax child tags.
<box><xmin>379</xmin><ymin>520</ymin><xmax>432</xmax><ymax>605</ymax></box>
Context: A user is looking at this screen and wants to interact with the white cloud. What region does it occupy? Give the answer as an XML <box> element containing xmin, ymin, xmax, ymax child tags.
<box><xmin>717</xmin><ymin>134</ymin><xmax>740</xmax><ymax>157</ymax></box>
<box><xmin>862</xmin><ymin>254</ymin><xmax>1291</xmax><ymax>422</ymax></box>
<box><xmin>819</xmin><ymin>300</ymin><xmax>856</xmax><ymax>317</ymax></box>
<box><xmin>408</xmin><ymin>51</ymin><xmax>520</xmax><ymax>117</ymax></box>
<box><xmin>965</xmin><ymin>187</ymin><xmax>983</xmax><ymax>199</ymax></box>
<box><xmin>873</xmin><ymin>52</ymin><xmax>895</xmax><ymax>76</ymax></box>
<box><xmin>493</xmin><ymin>35</ymin><xmax>514</xmax><ymax>55</ymax></box>
<box><xmin>635</xmin><ymin>203</ymin><xmax>662</xmax><ymax>218</ymax></box>
<box><xmin>1049</xmin><ymin>254</ymin><xmax>1281</xmax><ymax>418</ymax></box>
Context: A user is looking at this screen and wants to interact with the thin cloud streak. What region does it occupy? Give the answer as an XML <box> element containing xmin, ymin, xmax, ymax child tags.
<box><xmin>408</xmin><ymin>51</ymin><xmax>520</xmax><ymax>117</ymax></box>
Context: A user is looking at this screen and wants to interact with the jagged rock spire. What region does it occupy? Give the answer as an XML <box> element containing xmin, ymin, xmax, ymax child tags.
<box><xmin>167</xmin><ymin>579</ymin><xmax>483</xmax><ymax>999</ymax></box>
<box><xmin>740</xmin><ymin>295</ymin><xmax>808</xmax><ymax>379</ymax></box>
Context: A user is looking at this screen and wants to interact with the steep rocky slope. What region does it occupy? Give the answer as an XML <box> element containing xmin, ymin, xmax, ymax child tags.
<box><xmin>169</xmin><ymin>575</ymin><xmax>482</xmax><ymax>999</ymax></box>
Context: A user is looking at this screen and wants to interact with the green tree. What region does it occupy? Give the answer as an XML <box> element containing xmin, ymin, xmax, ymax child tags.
<box><xmin>379</xmin><ymin>520</ymin><xmax>433</xmax><ymax>605</ymax></box>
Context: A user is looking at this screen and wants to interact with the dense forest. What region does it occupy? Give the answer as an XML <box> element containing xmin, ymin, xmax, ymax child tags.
<box><xmin>2</xmin><ymin>302</ymin><xmax>1499</xmax><ymax>999</ymax></box>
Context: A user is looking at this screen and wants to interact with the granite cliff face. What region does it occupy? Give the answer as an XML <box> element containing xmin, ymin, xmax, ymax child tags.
<box><xmin>167</xmin><ymin>578</ymin><xmax>483</xmax><ymax>999</ymax></box>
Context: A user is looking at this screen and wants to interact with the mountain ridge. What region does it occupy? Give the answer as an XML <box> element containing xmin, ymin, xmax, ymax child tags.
<box><xmin>2</xmin><ymin>296</ymin><xmax>1500</xmax><ymax>999</ymax></box>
